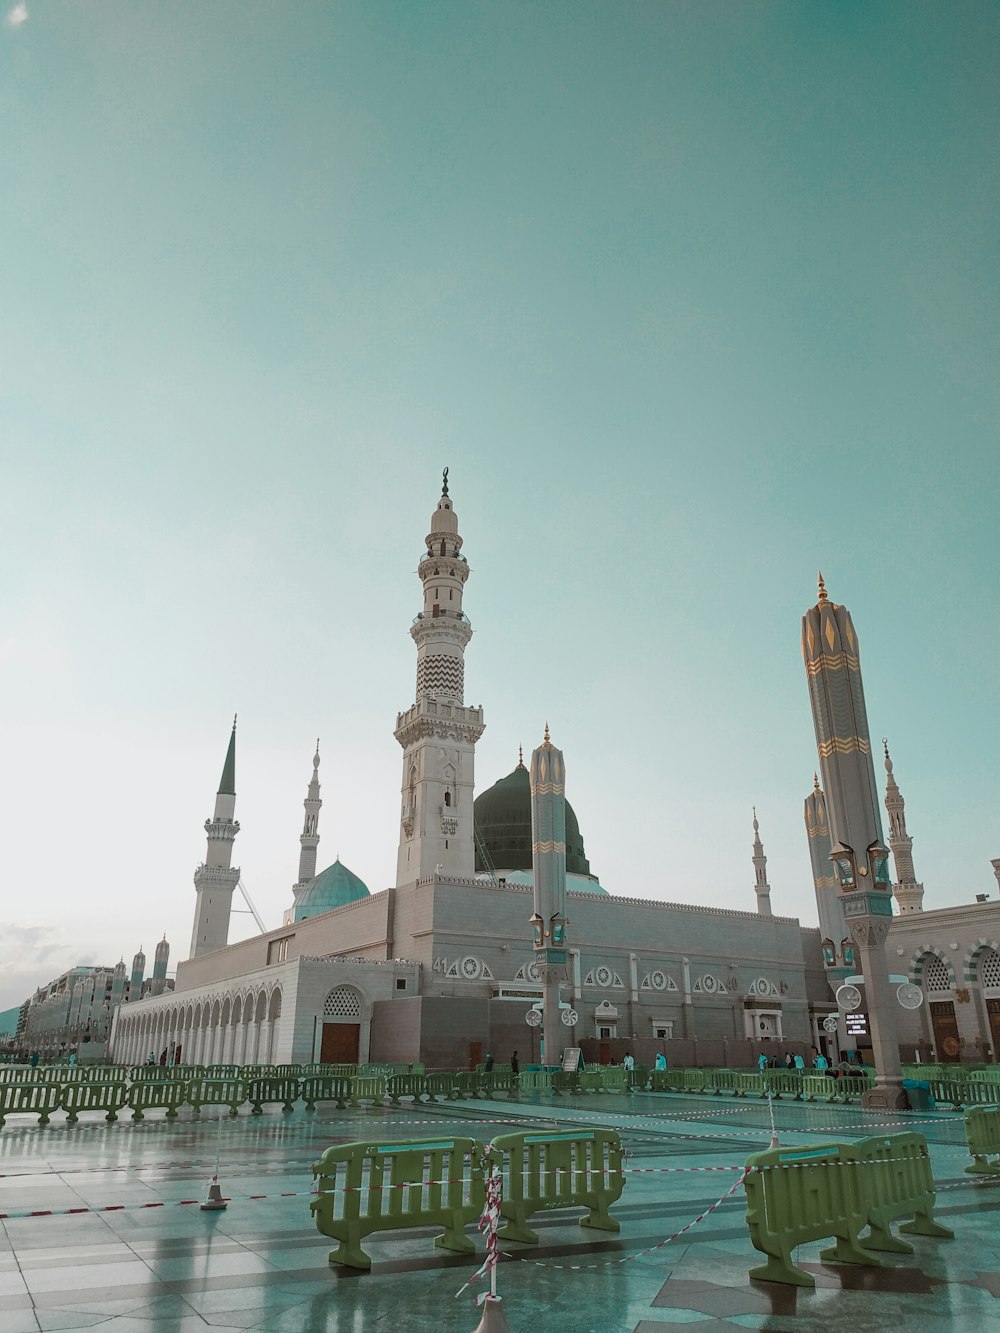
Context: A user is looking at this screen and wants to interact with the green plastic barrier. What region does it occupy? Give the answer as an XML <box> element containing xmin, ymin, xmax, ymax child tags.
<box><xmin>347</xmin><ymin>1075</ymin><xmax>387</xmax><ymax>1107</ymax></box>
<box><xmin>851</xmin><ymin>1133</ymin><xmax>953</xmax><ymax>1252</ymax></box>
<box><xmin>452</xmin><ymin>1070</ymin><xmax>482</xmax><ymax>1099</ymax></box>
<box><xmin>649</xmin><ymin>1069</ymin><xmax>684</xmax><ymax>1093</ymax></box>
<box><xmin>59</xmin><ymin>1078</ymin><xmax>129</xmax><ymax>1124</ymax></box>
<box><xmin>599</xmin><ymin>1067</ymin><xmax>626</xmax><ymax>1093</ymax></box>
<box><xmin>301</xmin><ymin>1074</ymin><xmax>352</xmax><ymax>1112</ymax></box>
<box><xmin>970</xmin><ymin>1069</ymin><xmax>1000</xmax><ymax>1084</ymax></box>
<box><xmin>729</xmin><ymin>1072</ymin><xmax>765</xmax><ymax>1098</ymax></box>
<box><xmin>270</xmin><ymin>1064</ymin><xmax>304</xmax><ymax>1079</ymax></box>
<box><xmin>835</xmin><ymin>1074</ymin><xmax>874</xmax><ymax>1103</ymax></box>
<box><xmin>489</xmin><ymin>1127</ymin><xmax>624</xmax><ymax>1245</ymax></box>
<box><xmin>302</xmin><ymin>1063</ymin><xmax>356</xmax><ymax>1077</ymax></box>
<box><xmin>247</xmin><ymin>1075</ymin><xmax>299</xmax><ymax>1114</ymax></box>
<box><xmin>386</xmin><ymin>1073</ymin><xmax>428</xmax><ymax>1105</ymax></box>
<box><xmin>424</xmin><ymin>1072</ymin><xmax>462</xmax><ymax>1102</ymax></box>
<box><xmin>312</xmin><ymin>1135</ymin><xmax>485</xmax><ymax>1270</ymax></box>
<box><xmin>679</xmin><ymin>1069</ymin><xmax>708</xmax><ymax>1093</ymax></box>
<box><xmin>762</xmin><ymin>1071</ymin><xmax>802</xmax><ymax>1101</ymax></box>
<box><xmin>550</xmin><ymin>1070</ymin><xmax>582</xmax><ymax>1096</ymax></box>
<box><xmin>186</xmin><ymin>1076</ymin><xmax>247</xmax><ymax>1116</ymax></box>
<box><xmin>578</xmin><ymin>1070</ymin><xmax>602</xmax><ymax>1093</ymax></box>
<box><xmin>964</xmin><ymin>1106</ymin><xmax>1000</xmax><ymax>1175</ymax></box>
<box><xmin>628</xmin><ymin>1063</ymin><xmax>650</xmax><ymax>1091</ymax></box>
<box><xmin>800</xmin><ymin>1074</ymin><xmax>838</xmax><ymax>1103</ymax></box>
<box><xmin>928</xmin><ymin>1078</ymin><xmax>999</xmax><ymax>1111</ymax></box>
<box><xmin>744</xmin><ymin>1142</ymin><xmax>876</xmax><ymax>1286</ymax></box>
<box><xmin>0</xmin><ymin>1080</ymin><xmax>62</xmax><ymax>1127</ymax></box>
<box><xmin>130</xmin><ymin>1065</ymin><xmax>170</xmax><ymax>1081</ymax></box>
<box><xmin>517</xmin><ymin>1070</ymin><xmax>553</xmax><ymax>1094</ymax></box>
<box><xmin>203</xmin><ymin>1064</ymin><xmax>242</xmax><ymax>1079</ymax></box>
<box><xmin>482</xmin><ymin>1070</ymin><xmax>518</xmax><ymax>1099</ymax></box>
<box><xmin>0</xmin><ymin>1066</ymin><xmax>34</xmax><ymax>1084</ymax></box>
<box><xmin>128</xmin><ymin>1078</ymin><xmax>188</xmax><ymax>1121</ymax></box>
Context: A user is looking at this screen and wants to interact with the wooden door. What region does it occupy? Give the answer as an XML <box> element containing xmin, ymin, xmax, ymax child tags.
<box><xmin>599</xmin><ymin>1042</ymin><xmax>612</xmax><ymax>1066</ymax></box>
<box><xmin>468</xmin><ymin>1042</ymin><xmax>482</xmax><ymax>1071</ymax></box>
<box><xmin>321</xmin><ymin>1022</ymin><xmax>360</xmax><ymax>1064</ymax></box>
<box><xmin>987</xmin><ymin>999</ymin><xmax>1000</xmax><ymax>1059</ymax></box>
<box><xmin>929</xmin><ymin>1001</ymin><xmax>960</xmax><ymax>1062</ymax></box>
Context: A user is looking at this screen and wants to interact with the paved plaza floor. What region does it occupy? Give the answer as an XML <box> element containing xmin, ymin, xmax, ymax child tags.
<box><xmin>0</xmin><ymin>1088</ymin><xmax>998</xmax><ymax>1332</ymax></box>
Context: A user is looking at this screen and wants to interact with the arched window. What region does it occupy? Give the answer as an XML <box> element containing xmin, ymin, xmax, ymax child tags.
<box><xmin>979</xmin><ymin>949</ymin><xmax>1000</xmax><ymax>990</ymax></box>
<box><xmin>323</xmin><ymin>986</ymin><xmax>361</xmax><ymax>1019</ymax></box>
<box><xmin>924</xmin><ymin>956</ymin><xmax>951</xmax><ymax>992</ymax></box>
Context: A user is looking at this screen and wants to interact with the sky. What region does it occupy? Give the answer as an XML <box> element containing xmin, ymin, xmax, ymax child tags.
<box><xmin>1</xmin><ymin>1</ymin><xmax>997</xmax><ymax>1012</ymax></box>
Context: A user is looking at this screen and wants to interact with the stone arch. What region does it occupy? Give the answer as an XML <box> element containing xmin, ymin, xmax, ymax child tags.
<box><xmin>268</xmin><ymin>987</ymin><xmax>282</xmax><ymax>1022</ymax></box>
<box><xmin>964</xmin><ymin>939</ymin><xmax>1000</xmax><ymax>985</ymax></box>
<box><xmin>323</xmin><ymin>984</ymin><xmax>363</xmax><ymax>1019</ymax></box>
<box><xmin>908</xmin><ymin>946</ymin><xmax>957</xmax><ymax>989</ymax></box>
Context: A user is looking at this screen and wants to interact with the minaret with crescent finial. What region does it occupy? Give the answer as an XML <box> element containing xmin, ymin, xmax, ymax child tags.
<box><xmin>189</xmin><ymin>716</ymin><xmax>241</xmax><ymax>958</ymax></box>
<box><xmin>394</xmin><ymin>470</ymin><xmax>485</xmax><ymax>884</ymax></box>
<box><xmin>883</xmin><ymin>740</ymin><xmax>924</xmax><ymax>914</ymax></box>
<box><xmin>293</xmin><ymin>740</ymin><xmax>323</xmax><ymax>899</ymax></box>
<box><xmin>751</xmin><ymin>808</ymin><xmax>772</xmax><ymax>915</ymax></box>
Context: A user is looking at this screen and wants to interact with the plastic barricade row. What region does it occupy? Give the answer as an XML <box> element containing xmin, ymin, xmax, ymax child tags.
<box><xmin>425</xmin><ymin>1072</ymin><xmax>462</xmax><ymax>1102</ymax></box>
<box><xmin>799</xmin><ymin>1074</ymin><xmax>838</xmax><ymax>1103</ymax></box>
<box><xmin>850</xmin><ymin>1133</ymin><xmax>953</xmax><ymax>1253</ymax></box>
<box><xmin>128</xmin><ymin>1079</ymin><xmax>187</xmax><ymax>1121</ymax></box>
<box><xmin>312</xmin><ymin>1135</ymin><xmax>485</xmax><ymax>1269</ymax></box>
<box><xmin>301</xmin><ymin>1074</ymin><xmax>352</xmax><ymax>1112</ymax></box>
<box><xmin>347</xmin><ymin>1075</ymin><xmax>387</xmax><ymax>1107</ymax></box>
<box><xmin>186</xmin><ymin>1077</ymin><xmax>248</xmax><ymax>1116</ymax></box>
<box><xmin>488</xmin><ymin>1127</ymin><xmax>624</xmax><ymax>1245</ymax></box>
<box><xmin>59</xmin><ymin>1079</ymin><xmax>129</xmax><ymax>1124</ymax></box>
<box><xmin>203</xmin><ymin>1065</ymin><xmax>242</xmax><ymax>1079</ymax></box>
<box><xmin>517</xmin><ymin>1070</ymin><xmax>553</xmax><ymax>1094</ymax></box>
<box><xmin>386</xmin><ymin>1073</ymin><xmax>428</xmax><ymax>1105</ymax></box>
<box><xmin>964</xmin><ymin>1106</ymin><xmax>1000</xmax><ymax>1175</ymax></box>
<box><xmin>762</xmin><ymin>1071</ymin><xmax>802</xmax><ymax>1100</ymax></box>
<box><xmin>0</xmin><ymin>1081</ymin><xmax>62</xmax><ymax>1127</ymax></box>
<box><xmin>247</xmin><ymin>1076</ymin><xmax>300</xmax><ymax>1115</ymax></box>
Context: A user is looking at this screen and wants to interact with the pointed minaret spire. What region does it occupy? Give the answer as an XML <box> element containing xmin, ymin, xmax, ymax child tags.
<box><xmin>394</xmin><ymin>472</ymin><xmax>485</xmax><ymax>885</ymax></box>
<box><xmin>751</xmin><ymin>808</ymin><xmax>772</xmax><ymax>915</ymax></box>
<box><xmin>189</xmin><ymin>720</ymin><xmax>241</xmax><ymax>959</ymax></box>
<box><xmin>150</xmin><ymin>935</ymin><xmax>170</xmax><ymax>997</ymax></box>
<box><xmin>129</xmin><ymin>946</ymin><xmax>146</xmax><ymax>1000</ymax></box>
<box><xmin>883</xmin><ymin>739</ymin><xmax>924</xmax><ymax>914</ymax></box>
<box><xmin>517</xmin><ymin>744</ymin><xmax>525</xmax><ymax>770</ymax></box>
<box><xmin>292</xmin><ymin>739</ymin><xmax>323</xmax><ymax>902</ymax></box>
<box><xmin>817</xmin><ymin>571</ymin><xmax>828</xmax><ymax>603</ymax></box>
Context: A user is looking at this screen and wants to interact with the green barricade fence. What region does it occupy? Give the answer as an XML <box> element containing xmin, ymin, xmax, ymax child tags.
<box><xmin>131</xmin><ymin>1065</ymin><xmax>170</xmax><ymax>1081</ymax></box>
<box><xmin>386</xmin><ymin>1073</ymin><xmax>428</xmax><ymax>1105</ymax></box>
<box><xmin>971</xmin><ymin>1069</ymin><xmax>1000</xmax><ymax>1084</ymax></box>
<box><xmin>45</xmin><ymin>1066</ymin><xmax>89</xmax><ymax>1084</ymax></box>
<box><xmin>186</xmin><ymin>1076</ymin><xmax>247</xmax><ymax>1116</ymax></box>
<box><xmin>347</xmin><ymin>1075</ymin><xmax>386</xmax><ymax>1107</ymax></box>
<box><xmin>270</xmin><ymin>1064</ymin><xmax>304</xmax><ymax>1079</ymax></box>
<box><xmin>301</xmin><ymin>1074</ymin><xmax>352</xmax><ymax>1112</ymax></box>
<box><xmin>128</xmin><ymin>1078</ymin><xmax>188</xmax><ymax>1121</ymax></box>
<box><xmin>59</xmin><ymin>1079</ymin><xmax>129</xmax><ymax>1124</ymax></box>
<box><xmin>800</xmin><ymin>1074</ymin><xmax>838</xmax><ymax>1102</ymax></box>
<box><xmin>850</xmin><ymin>1133</ymin><xmax>953</xmax><ymax>1253</ymax></box>
<box><xmin>0</xmin><ymin>1080</ymin><xmax>62</xmax><ymax>1127</ymax></box>
<box><xmin>927</xmin><ymin>1078</ymin><xmax>999</xmax><ymax>1111</ymax></box>
<box><xmin>484</xmin><ymin>1070</ymin><xmax>518</xmax><ymax>1099</ymax></box>
<box><xmin>82</xmin><ymin>1066</ymin><xmax>121</xmax><ymax>1082</ymax></box>
<box><xmin>628</xmin><ymin>1063</ymin><xmax>650</xmax><ymax>1091</ymax></box>
<box><xmin>578</xmin><ymin>1070</ymin><xmax>602</xmax><ymax>1094</ymax></box>
<box><xmin>679</xmin><ymin>1069</ymin><xmax>708</xmax><ymax>1093</ymax></box>
<box><xmin>551</xmin><ymin>1070</ymin><xmax>582</xmax><ymax>1096</ymax></box>
<box><xmin>763</xmin><ymin>1071</ymin><xmax>802</xmax><ymax>1100</ymax></box>
<box><xmin>452</xmin><ymin>1071</ymin><xmax>481</xmax><ymax>1099</ymax></box>
<box><xmin>312</xmin><ymin>1135</ymin><xmax>485</xmax><ymax>1270</ymax></box>
<box><xmin>729</xmin><ymin>1072</ymin><xmax>765</xmax><ymax>1098</ymax></box>
<box><xmin>247</xmin><ymin>1075</ymin><xmax>300</xmax><ymax>1114</ymax></box>
<box><xmin>744</xmin><ymin>1142</ymin><xmax>876</xmax><ymax>1287</ymax></box>
<box><xmin>203</xmin><ymin>1065</ymin><xmax>242</xmax><ymax>1079</ymax></box>
<box><xmin>836</xmin><ymin>1074</ymin><xmax>874</xmax><ymax>1103</ymax></box>
<box><xmin>302</xmin><ymin>1063</ymin><xmax>356</xmax><ymax>1077</ymax></box>
<box><xmin>706</xmin><ymin>1069</ymin><xmax>732</xmax><ymax>1095</ymax></box>
<box><xmin>489</xmin><ymin>1127</ymin><xmax>624</xmax><ymax>1245</ymax></box>
<box><xmin>517</xmin><ymin>1070</ymin><xmax>553</xmax><ymax>1094</ymax></box>
<box><xmin>649</xmin><ymin>1069</ymin><xmax>684</xmax><ymax>1093</ymax></box>
<box><xmin>425</xmin><ymin>1072</ymin><xmax>462</xmax><ymax>1101</ymax></box>
<box><xmin>964</xmin><ymin>1106</ymin><xmax>1000</xmax><ymax>1175</ymax></box>
<box><xmin>599</xmin><ymin>1067</ymin><xmax>626</xmax><ymax>1093</ymax></box>
<box><xmin>0</xmin><ymin>1066</ymin><xmax>34</xmax><ymax>1083</ymax></box>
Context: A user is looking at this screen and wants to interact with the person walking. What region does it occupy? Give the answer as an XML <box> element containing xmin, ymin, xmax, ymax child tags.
<box><xmin>510</xmin><ymin>1051</ymin><xmax>519</xmax><ymax>1076</ymax></box>
<box><xmin>483</xmin><ymin>1053</ymin><xmax>494</xmax><ymax>1073</ymax></box>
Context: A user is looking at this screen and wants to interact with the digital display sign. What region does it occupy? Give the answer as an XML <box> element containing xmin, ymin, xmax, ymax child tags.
<box><xmin>845</xmin><ymin>1012</ymin><xmax>869</xmax><ymax>1037</ymax></box>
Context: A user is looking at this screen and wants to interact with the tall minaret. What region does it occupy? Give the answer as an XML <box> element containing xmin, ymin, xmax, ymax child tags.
<box><xmin>804</xmin><ymin>773</ymin><xmax>848</xmax><ymax>977</ymax></box>
<box><xmin>530</xmin><ymin>725</ymin><xmax>570</xmax><ymax>1054</ymax></box>
<box><xmin>292</xmin><ymin>741</ymin><xmax>323</xmax><ymax>904</ymax></box>
<box><xmin>110</xmin><ymin>960</ymin><xmax>126</xmax><ymax>1011</ymax></box>
<box><xmin>751</xmin><ymin>808</ymin><xmax>772</xmax><ymax>915</ymax></box>
<box><xmin>883</xmin><ymin>740</ymin><xmax>924</xmax><ymax>914</ymax></box>
<box><xmin>394</xmin><ymin>470</ymin><xmax>485</xmax><ymax>885</ymax></box>
<box><xmin>802</xmin><ymin>574</ymin><xmax>904</xmax><ymax>1109</ymax></box>
<box><xmin>150</xmin><ymin>936</ymin><xmax>170</xmax><ymax>997</ymax></box>
<box><xmin>129</xmin><ymin>946</ymin><xmax>146</xmax><ymax>999</ymax></box>
<box><xmin>189</xmin><ymin>718</ymin><xmax>241</xmax><ymax>959</ymax></box>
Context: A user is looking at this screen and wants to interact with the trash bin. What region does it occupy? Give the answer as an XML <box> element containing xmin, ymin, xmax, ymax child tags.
<box><xmin>902</xmin><ymin>1079</ymin><xmax>934</xmax><ymax>1111</ymax></box>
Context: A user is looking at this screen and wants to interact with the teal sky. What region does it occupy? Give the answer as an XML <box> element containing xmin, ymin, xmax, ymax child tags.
<box><xmin>1</xmin><ymin>2</ymin><xmax>997</xmax><ymax>1009</ymax></box>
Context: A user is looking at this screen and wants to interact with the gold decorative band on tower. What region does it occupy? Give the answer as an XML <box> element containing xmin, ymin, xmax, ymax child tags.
<box><xmin>529</xmin><ymin>781</ymin><xmax>565</xmax><ymax>797</ymax></box>
<box><xmin>817</xmin><ymin>735</ymin><xmax>871</xmax><ymax>758</ymax></box>
<box><xmin>803</xmin><ymin>650</ymin><xmax>860</xmax><ymax>675</ymax></box>
<box><xmin>813</xmin><ymin>874</ymin><xmax>837</xmax><ymax>890</ymax></box>
<box><xmin>807</xmin><ymin>823</ymin><xmax>831</xmax><ymax>839</ymax></box>
<box><xmin>531</xmin><ymin>839</ymin><xmax>566</xmax><ymax>854</ymax></box>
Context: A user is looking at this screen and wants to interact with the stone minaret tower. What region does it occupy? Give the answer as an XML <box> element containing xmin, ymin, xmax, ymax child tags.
<box><xmin>150</xmin><ymin>936</ymin><xmax>170</xmax><ymax>997</ymax></box>
<box><xmin>292</xmin><ymin>742</ymin><xmax>323</xmax><ymax>906</ymax></box>
<box><xmin>129</xmin><ymin>947</ymin><xmax>146</xmax><ymax>1000</ymax></box>
<box><xmin>883</xmin><ymin>740</ymin><xmax>924</xmax><ymax>915</ymax></box>
<box><xmin>804</xmin><ymin>773</ymin><xmax>849</xmax><ymax>980</ymax></box>
<box><xmin>530</xmin><ymin>725</ymin><xmax>570</xmax><ymax>1051</ymax></box>
<box><xmin>802</xmin><ymin>574</ymin><xmax>904</xmax><ymax>1109</ymax></box>
<box><xmin>394</xmin><ymin>470</ymin><xmax>485</xmax><ymax>885</ymax></box>
<box><xmin>751</xmin><ymin>809</ymin><xmax>772</xmax><ymax>915</ymax></box>
<box><xmin>110</xmin><ymin>959</ymin><xmax>126</xmax><ymax>1010</ymax></box>
<box><xmin>189</xmin><ymin>718</ymin><xmax>241</xmax><ymax>959</ymax></box>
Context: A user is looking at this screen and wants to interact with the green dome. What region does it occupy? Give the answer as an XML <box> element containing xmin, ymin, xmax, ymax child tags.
<box><xmin>294</xmin><ymin>858</ymin><xmax>369</xmax><ymax>922</ymax></box>
<box><xmin>474</xmin><ymin>762</ymin><xmax>592</xmax><ymax>877</ymax></box>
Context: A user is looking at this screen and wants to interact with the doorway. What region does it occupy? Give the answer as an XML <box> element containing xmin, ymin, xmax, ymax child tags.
<box><xmin>321</xmin><ymin>1022</ymin><xmax>360</xmax><ymax>1064</ymax></box>
<box><xmin>929</xmin><ymin>1000</ymin><xmax>961</xmax><ymax>1062</ymax></box>
<box><xmin>468</xmin><ymin>1041</ymin><xmax>482</xmax><ymax>1071</ymax></box>
<box><xmin>987</xmin><ymin>999</ymin><xmax>1000</xmax><ymax>1060</ymax></box>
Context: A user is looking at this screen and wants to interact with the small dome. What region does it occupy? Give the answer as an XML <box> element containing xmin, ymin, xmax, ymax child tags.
<box><xmin>474</xmin><ymin>761</ymin><xmax>592</xmax><ymax>877</ymax></box>
<box><xmin>294</xmin><ymin>858</ymin><xmax>370</xmax><ymax>922</ymax></box>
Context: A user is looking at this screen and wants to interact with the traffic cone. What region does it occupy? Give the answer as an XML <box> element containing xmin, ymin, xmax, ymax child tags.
<box><xmin>472</xmin><ymin>1294</ymin><xmax>508</xmax><ymax>1332</ymax></box>
<box><xmin>200</xmin><ymin>1173</ymin><xmax>228</xmax><ymax>1211</ymax></box>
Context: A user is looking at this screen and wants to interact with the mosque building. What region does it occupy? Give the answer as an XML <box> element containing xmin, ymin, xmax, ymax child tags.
<box><xmin>106</xmin><ymin>475</ymin><xmax>1000</xmax><ymax>1072</ymax></box>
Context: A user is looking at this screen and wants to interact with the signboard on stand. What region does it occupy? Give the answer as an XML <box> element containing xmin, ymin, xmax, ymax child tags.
<box><xmin>562</xmin><ymin>1047</ymin><xmax>582</xmax><ymax>1072</ymax></box>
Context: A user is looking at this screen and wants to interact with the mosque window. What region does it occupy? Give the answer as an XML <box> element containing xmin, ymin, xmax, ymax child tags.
<box><xmin>924</xmin><ymin>956</ymin><xmax>952</xmax><ymax>992</ymax></box>
<box><xmin>440</xmin><ymin>541</ymin><xmax>446</xmax><ymax>555</ymax></box>
<box><xmin>323</xmin><ymin>986</ymin><xmax>361</xmax><ymax>1019</ymax></box>
<box><xmin>444</xmin><ymin>791</ymin><xmax>451</xmax><ymax>806</ymax></box>
<box><xmin>980</xmin><ymin>950</ymin><xmax>1000</xmax><ymax>989</ymax></box>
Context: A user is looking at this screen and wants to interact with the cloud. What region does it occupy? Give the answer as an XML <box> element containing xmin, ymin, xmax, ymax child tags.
<box><xmin>5</xmin><ymin>4</ymin><xmax>28</xmax><ymax>28</ymax></box>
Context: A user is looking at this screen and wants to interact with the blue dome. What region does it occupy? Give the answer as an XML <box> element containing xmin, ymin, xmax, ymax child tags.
<box><xmin>293</xmin><ymin>858</ymin><xmax>370</xmax><ymax>921</ymax></box>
